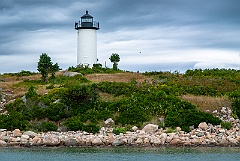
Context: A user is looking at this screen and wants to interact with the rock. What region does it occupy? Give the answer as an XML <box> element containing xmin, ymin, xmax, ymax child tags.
<box><xmin>217</xmin><ymin>139</ymin><xmax>229</xmax><ymax>146</ymax></box>
<box><xmin>176</xmin><ymin>127</ymin><xmax>181</xmax><ymax>131</ymax></box>
<box><xmin>23</xmin><ymin>131</ymin><xmax>37</xmax><ymax>138</ymax></box>
<box><xmin>228</xmin><ymin>138</ymin><xmax>239</xmax><ymax>145</ymax></box>
<box><xmin>104</xmin><ymin>118</ymin><xmax>115</xmax><ymax>127</ymax></box>
<box><xmin>132</xmin><ymin>126</ymin><xmax>138</xmax><ymax>132</ymax></box>
<box><xmin>0</xmin><ymin>129</ymin><xmax>7</xmax><ymax>132</ymax></box>
<box><xmin>92</xmin><ymin>136</ymin><xmax>103</xmax><ymax>146</ymax></box>
<box><xmin>198</xmin><ymin>122</ymin><xmax>208</xmax><ymax>131</ymax></box>
<box><xmin>13</xmin><ymin>129</ymin><xmax>22</xmax><ymax>137</ymax></box>
<box><xmin>0</xmin><ymin>140</ymin><xmax>7</xmax><ymax>147</ymax></box>
<box><xmin>197</xmin><ymin>132</ymin><xmax>205</xmax><ymax>137</ymax></box>
<box><xmin>42</xmin><ymin>135</ymin><xmax>60</xmax><ymax>146</ymax></box>
<box><xmin>160</xmin><ymin>133</ymin><xmax>167</xmax><ymax>145</ymax></box>
<box><xmin>218</xmin><ymin>129</ymin><xmax>225</xmax><ymax>133</ymax></box>
<box><xmin>31</xmin><ymin>136</ymin><xmax>41</xmax><ymax>146</ymax></box>
<box><xmin>63</xmin><ymin>71</ymin><xmax>82</xmax><ymax>77</ymax></box>
<box><xmin>149</xmin><ymin>136</ymin><xmax>161</xmax><ymax>145</ymax></box>
<box><xmin>112</xmin><ymin>138</ymin><xmax>124</xmax><ymax>146</ymax></box>
<box><xmin>135</xmin><ymin>138</ymin><xmax>143</xmax><ymax>144</ymax></box>
<box><xmin>170</xmin><ymin>138</ymin><xmax>182</xmax><ymax>145</ymax></box>
<box><xmin>11</xmin><ymin>137</ymin><xmax>20</xmax><ymax>142</ymax></box>
<box><xmin>64</xmin><ymin>138</ymin><xmax>77</xmax><ymax>146</ymax></box>
<box><xmin>142</xmin><ymin>124</ymin><xmax>158</xmax><ymax>133</ymax></box>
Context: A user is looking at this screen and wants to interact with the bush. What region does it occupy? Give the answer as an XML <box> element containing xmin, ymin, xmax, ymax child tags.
<box><xmin>0</xmin><ymin>112</ymin><xmax>28</xmax><ymax>131</ymax></box>
<box><xmin>63</xmin><ymin>116</ymin><xmax>84</xmax><ymax>131</ymax></box>
<box><xmin>82</xmin><ymin>123</ymin><xmax>100</xmax><ymax>134</ymax></box>
<box><xmin>63</xmin><ymin>116</ymin><xmax>100</xmax><ymax>134</ymax></box>
<box><xmin>61</xmin><ymin>84</ymin><xmax>99</xmax><ymax>108</ymax></box>
<box><xmin>29</xmin><ymin>121</ymin><xmax>58</xmax><ymax>132</ymax></box>
<box><xmin>113</xmin><ymin>127</ymin><xmax>127</xmax><ymax>135</ymax></box>
<box><xmin>221</xmin><ymin>122</ymin><xmax>232</xmax><ymax>130</ymax></box>
<box><xmin>165</xmin><ymin>109</ymin><xmax>222</xmax><ymax>131</ymax></box>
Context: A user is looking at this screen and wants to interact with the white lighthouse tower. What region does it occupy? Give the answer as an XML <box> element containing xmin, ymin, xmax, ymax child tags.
<box><xmin>75</xmin><ymin>11</ymin><xmax>99</xmax><ymax>67</ymax></box>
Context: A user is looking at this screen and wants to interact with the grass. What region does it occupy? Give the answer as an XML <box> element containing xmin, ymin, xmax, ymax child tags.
<box><xmin>0</xmin><ymin>70</ymin><xmax>234</xmax><ymax>114</ymax></box>
<box><xmin>180</xmin><ymin>94</ymin><xmax>231</xmax><ymax>112</ymax></box>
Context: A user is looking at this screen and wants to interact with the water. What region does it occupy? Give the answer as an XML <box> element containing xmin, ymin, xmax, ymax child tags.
<box><xmin>0</xmin><ymin>147</ymin><xmax>240</xmax><ymax>161</ymax></box>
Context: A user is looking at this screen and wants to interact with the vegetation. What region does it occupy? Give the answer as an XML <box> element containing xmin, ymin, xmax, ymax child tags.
<box><xmin>109</xmin><ymin>53</ymin><xmax>120</xmax><ymax>70</ymax></box>
<box><xmin>37</xmin><ymin>53</ymin><xmax>60</xmax><ymax>82</ymax></box>
<box><xmin>1</xmin><ymin>68</ymin><xmax>240</xmax><ymax>133</ymax></box>
<box><xmin>68</xmin><ymin>65</ymin><xmax>122</xmax><ymax>75</ymax></box>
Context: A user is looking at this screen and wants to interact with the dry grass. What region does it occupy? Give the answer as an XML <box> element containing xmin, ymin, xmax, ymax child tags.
<box><xmin>180</xmin><ymin>94</ymin><xmax>231</xmax><ymax>112</ymax></box>
<box><xmin>0</xmin><ymin>73</ymin><xmax>48</xmax><ymax>99</ymax></box>
<box><xmin>85</xmin><ymin>72</ymin><xmax>148</xmax><ymax>83</ymax></box>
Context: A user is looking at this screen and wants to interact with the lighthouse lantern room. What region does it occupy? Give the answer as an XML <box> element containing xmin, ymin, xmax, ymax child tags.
<box><xmin>75</xmin><ymin>11</ymin><xmax>99</xmax><ymax>67</ymax></box>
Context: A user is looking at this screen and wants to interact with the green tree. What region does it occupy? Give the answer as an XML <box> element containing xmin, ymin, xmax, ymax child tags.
<box><xmin>109</xmin><ymin>53</ymin><xmax>120</xmax><ymax>70</ymax></box>
<box><xmin>37</xmin><ymin>53</ymin><xmax>60</xmax><ymax>82</ymax></box>
<box><xmin>50</xmin><ymin>63</ymin><xmax>61</xmax><ymax>80</ymax></box>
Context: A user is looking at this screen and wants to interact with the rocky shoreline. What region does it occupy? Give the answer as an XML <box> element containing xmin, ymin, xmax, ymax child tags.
<box><xmin>1</xmin><ymin>107</ymin><xmax>240</xmax><ymax>148</ymax></box>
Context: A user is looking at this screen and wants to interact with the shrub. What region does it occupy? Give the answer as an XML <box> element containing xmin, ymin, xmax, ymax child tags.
<box><xmin>165</xmin><ymin>109</ymin><xmax>222</xmax><ymax>131</ymax></box>
<box><xmin>45</xmin><ymin>102</ymin><xmax>68</xmax><ymax>121</ymax></box>
<box><xmin>61</xmin><ymin>84</ymin><xmax>99</xmax><ymax>108</ymax></box>
<box><xmin>40</xmin><ymin>122</ymin><xmax>58</xmax><ymax>132</ymax></box>
<box><xmin>113</xmin><ymin>127</ymin><xmax>127</xmax><ymax>135</ymax></box>
<box><xmin>46</xmin><ymin>84</ymin><xmax>55</xmax><ymax>89</ymax></box>
<box><xmin>82</xmin><ymin>123</ymin><xmax>100</xmax><ymax>134</ymax></box>
<box><xmin>63</xmin><ymin>116</ymin><xmax>100</xmax><ymax>133</ymax></box>
<box><xmin>221</xmin><ymin>122</ymin><xmax>232</xmax><ymax>130</ymax></box>
<box><xmin>63</xmin><ymin>116</ymin><xmax>84</xmax><ymax>131</ymax></box>
<box><xmin>29</xmin><ymin>121</ymin><xmax>58</xmax><ymax>132</ymax></box>
<box><xmin>0</xmin><ymin>112</ymin><xmax>28</xmax><ymax>131</ymax></box>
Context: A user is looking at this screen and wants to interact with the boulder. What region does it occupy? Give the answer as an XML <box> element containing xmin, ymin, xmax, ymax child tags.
<box><xmin>170</xmin><ymin>138</ymin><xmax>182</xmax><ymax>145</ymax></box>
<box><xmin>13</xmin><ymin>129</ymin><xmax>22</xmax><ymax>137</ymax></box>
<box><xmin>135</xmin><ymin>138</ymin><xmax>143</xmax><ymax>144</ymax></box>
<box><xmin>142</xmin><ymin>124</ymin><xmax>158</xmax><ymax>133</ymax></box>
<box><xmin>64</xmin><ymin>138</ymin><xmax>77</xmax><ymax>147</ymax></box>
<box><xmin>132</xmin><ymin>126</ymin><xmax>138</xmax><ymax>132</ymax></box>
<box><xmin>23</xmin><ymin>131</ymin><xmax>36</xmax><ymax>138</ymax></box>
<box><xmin>104</xmin><ymin>118</ymin><xmax>115</xmax><ymax>127</ymax></box>
<box><xmin>228</xmin><ymin>138</ymin><xmax>239</xmax><ymax>145</ymax></box>
<box><xmin>160</xmin><ymin>133</ymin><xmax>167</xmax><ymax>144</ymax></box>
<box><xmin>0</xmin><ymin>129</ymin><xmax>7</xmax><ymax>132</ymax></box>
<box><xmin>92</xmin><ymin>136</ymin><xmax>103</xmax><ymax>146</ymax></box>
<box><xmin>0</xmin><ymin>140</ymin><xmax>7</xmax><ymax>147</ymax></box>
<box><xmin>149</xmin><ymin>135</ymin><xmax>161</xmax><ymax>145</ymax></box>
<box><xmin>112</xmin><ymin>138</ymin><xmax>124</xmax><ymax>146</ymax></box>
<box><xmin>198</xmin><ymin>122</ymin><xmax>208</xmax><ymax>131</ymax></box>
<box><xmin>63</xmin><ymin>71</ymin><xmax>82</xmax><ymax>77</ymax></box>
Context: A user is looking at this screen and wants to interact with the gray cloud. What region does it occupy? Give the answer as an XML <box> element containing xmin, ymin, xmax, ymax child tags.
<box><xmin>0</xmin><ymin>0</ymin><xmax>240</xmax><ymax>73</ymax></box>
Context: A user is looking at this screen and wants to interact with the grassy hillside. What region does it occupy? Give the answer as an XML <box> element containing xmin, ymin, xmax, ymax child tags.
<box><xmin>0</xmin><ymin>67</ymin><xmax>240</xmax><ymax>133</ymax></box>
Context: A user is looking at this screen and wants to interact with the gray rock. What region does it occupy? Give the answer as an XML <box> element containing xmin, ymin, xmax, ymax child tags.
<box><xmin>0</xmin><ymin>129</ymin><xmax>7</xmax><ymax>132</ymax></box>
<box><xmin>63</xmin><ymin>72</ymin><xmax>82</xmax><ymax>77</ymax></box>
<box><xmin>142</xmin><ymin>124</ymin><xmax>158</xmax><ymax>133</ymax></box>
<box><xmin>23</xmin><ymin>131</ymin><xmax>37</xmax><ymax>138</ymax></box>
<box><xmin>104</xmin><ymin>118</ymin><xmax>115</xmax><ymax>127</ymax></box>
<box><xmin>0</xmin><ymin>140</ymin><xmax>7</xmax><ymax>147</ymax></box>
<box><xmin>112</xmin><ymin>138</ymin><xmax>124</xmax><ymax>146</ymax></box>
<box><xmin>64</xmin><ymin>138</ymin><xmax>77</xmax><ymax>146</ymax></box>
<box><xmin>92</xmin><ymin>136</ymin><xmax>103</xmax><ymax>146</ymax></box>
<box><xmin>198</xmin><ymin>122</ymin><xmax>208</xmax><ymax>131</ymax></box>
<box><xmin>132</xmin><ymin>126</ymin><xmax>138</xmax><ymax>132</ymax></box>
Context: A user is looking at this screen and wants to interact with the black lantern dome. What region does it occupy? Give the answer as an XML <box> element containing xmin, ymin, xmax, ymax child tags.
<box><xmin>75</xmin><ymin>11</ymin><xmax>99</xmax><ymax>30</ymax></box>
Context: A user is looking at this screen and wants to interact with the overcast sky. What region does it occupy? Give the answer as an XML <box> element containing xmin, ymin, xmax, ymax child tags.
<box><xmin>0</xmin><ymin>0</ymin><xmax>240</xmax><ymax>73</ymax></box>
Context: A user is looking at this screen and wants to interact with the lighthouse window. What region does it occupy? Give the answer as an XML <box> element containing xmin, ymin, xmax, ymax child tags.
<box><xmin>82</xmin><ymin>18</ymin><xmax>93</xmax><ymax>23</ymax></box>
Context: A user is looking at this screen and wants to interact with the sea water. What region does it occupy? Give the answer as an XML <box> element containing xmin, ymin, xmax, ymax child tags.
<box><xmin>0</xmin><ymin>147</ymin><xmax>240</xmax><ymax>161</ymax></box>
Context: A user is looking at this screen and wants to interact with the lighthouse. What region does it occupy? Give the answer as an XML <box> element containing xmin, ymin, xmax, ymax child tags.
<box><xmin>74</xmin><ymin>11</ymin><xmax>99</xmax><ymax>67</ymax></box>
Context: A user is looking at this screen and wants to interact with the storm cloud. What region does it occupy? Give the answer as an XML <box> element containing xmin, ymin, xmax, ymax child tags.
<box><xmin>0</xmin><ymin>0</ymin><xmax>240</xmax><ymax>73</ymax></box>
